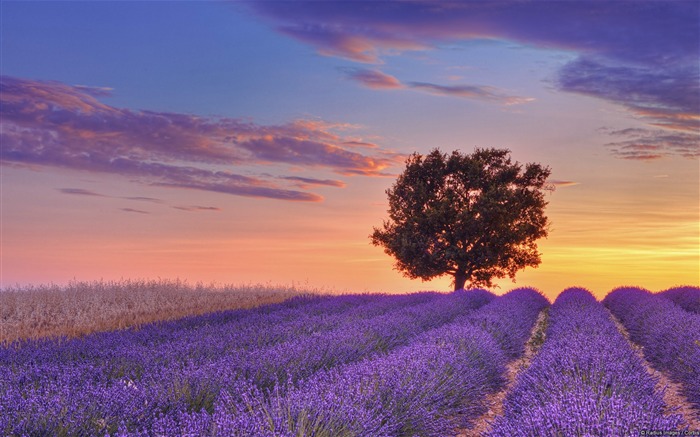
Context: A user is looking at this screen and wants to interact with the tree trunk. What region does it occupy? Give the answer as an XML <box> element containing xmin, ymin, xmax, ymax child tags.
<box><xmin>454</xmin><ymin>270</ymin><xmax>468</xmax><ymax>291</ymax></box>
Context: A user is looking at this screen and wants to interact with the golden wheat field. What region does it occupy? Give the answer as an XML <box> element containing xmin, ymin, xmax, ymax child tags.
<box><xmin>0</xmin><ymin>279</ymin><xmax>326</xmax><ymax>344</ymax></box>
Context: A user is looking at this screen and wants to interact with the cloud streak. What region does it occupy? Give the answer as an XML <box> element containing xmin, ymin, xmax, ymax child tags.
<box><xmin>58</xmin><ymin>187</ymin><xmax>222</xmax><ymax>211</ymax></box>
<box><xmin>172</xmin><ymin>205</ymin><xmax>221</xmax><ymax>212</ymax></box>
<box><xmin>602</xmin><ymin>128</ymin><xmax>699</xmax><ymax>161</ymax></box>
<box><xmin>58</xmin><ymin>188</ymin><xmax>107</xmax><ymax>197</ymax></box>
<box><xmin>249</xmin><ymin>1</ymin><xmax>698</xmax><ymax>67</ymax></box>
<box><xmin>60</xmin><ymin>189</ymin><xmax>165</xmax><ymax>203</ymax></box>
<box><xmin>550</xmin><ymin>180</ymin><xmax>580</xmax><ymax>188</ymax></box>
<box><xmin>344</xmin><ymin>69</ymin><xmax>403</xmax><ymax>89</ymax></box>
<box><xmin>249</xmin><ymin>1</ymin><xmax>699</xmax><ymax>159</ymax></box>
<box><xmin>123</xmin><ymin>196</ymin><xmax>163</xmax><ymax>203</ymax></box>
<box><xmin>408</xmin><ymin>81</ymin><xmax>533</xmax><ymax>105</ymax></box>
<box><xmin>281</xmin><ymin>176</ymin><xmax>346</xmax><ymax>189</ymax></box>
<box><xmin>344</xmin><ymin>68</ymin><xmax>533</xmax><ymax>105</ymax></box>
<box><xmin>1</xmin><ymin>76</ymin><xmax>401</xmax><ymax>201</ymax></box>
<box><xmin>557</xmin><ymin>57</ymin><xmax>700</xmax><ymax>133</ymax></box>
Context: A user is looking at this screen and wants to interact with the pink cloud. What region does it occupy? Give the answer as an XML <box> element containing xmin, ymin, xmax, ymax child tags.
<box><xmin>408</xmin><ymin>82</ymin><xmax>533</xmax><ymax>105</ymax></box>
<box><xmin>344</xmin><ymin>69</ymin><xmax>404</xmax><ymax>89</ymax></box>
<box><xmin>172</xmin><ymin>206</ymin><xmax>221</xmax><ymax>212</ymax></box>
<box><xmin>248</xmin><ymin>1</ymin><xmax>699</xmax><ymax>159</ymax></box>
<box><xmin>281</xmin><ymin>176</ymin><xmax>347</xmax><ymax>189</ymax></box>
<box><xmin>58</xmin><ymin>188</ymin><xmax>106</xmax><ymax>197</ymax></box>
<box><xmin>603</xmin><ymin>128</ymin><xmax>699</xmax><ymax>161</ymax></box>
<box><xmin>249</xmin><ymin>1</ymin><xmax>697</xmax><ymax>68</ymax></box>
<box><xmin>550</xmin><ymin>180</ymin><xmax>580</xmax><ymax>188</ymax></box>
<box><xmin>0</xmin><ymin>76</ymin><xmax>402</xmax><ymax>201</ymax></box>
<box><xmin>344</xmin><ymin>68</ymin><xmax>533</xmax><ymax>105</ymax></box>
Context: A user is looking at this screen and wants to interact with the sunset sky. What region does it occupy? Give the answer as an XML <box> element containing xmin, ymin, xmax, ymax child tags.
<box><xmin>2</xmin><ymin>1</ymin><xmax>698</xmax><ymax>300</ymax></box>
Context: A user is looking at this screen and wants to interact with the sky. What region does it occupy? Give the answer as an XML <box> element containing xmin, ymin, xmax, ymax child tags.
<box><xmin>1</xmin><ymin>1</ymin><xmax>698</xmax><ymax>300</ymax></box>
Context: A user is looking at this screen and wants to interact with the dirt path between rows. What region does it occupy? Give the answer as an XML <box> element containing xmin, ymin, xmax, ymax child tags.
<box><xmin>607</xmin><ymin>309</ymin><xmax>700</xmax><ymax>430</ymax></box>
<box><xmin>455</xmin><ymin>308</ymin><xmax>549</xmax><ymax>437</ymax></box>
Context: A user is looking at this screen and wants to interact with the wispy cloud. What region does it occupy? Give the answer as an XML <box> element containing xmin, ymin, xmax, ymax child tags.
<box><xmin>281</xmin><ymin>176</ymin><xmax>347</xmax><ymax>189</ymax></box>
<box><xmin>249</xmin><ymin>1</ymin><xmax>697</xmax><ymax>67</ymax></box>
<box><xmin>408</xmin><ymin>81</ymin><xmax>533</xmax><ymax>105</ymax></box>
<box><xmin>344</xmin><ymin>68</ymin><xmax>533</xmax><ymax>105</ymax></box>
<box><xmin>59</xmin><ymin>188</ymin><xmax>164</xmax><ymax>203</ymax></box>
<box><xmin>550</xmin><ymin>180</ymin><xmax>580</xmax><ymax>188</ymax></box>
<box><xmin>58</xmin><ymin>187</ymin><xmax>219</xmax><ymax>211</ymax></box>
<box><xmin>172</xmin><ymin>205</ymin><xmax>221</xmax><ymax>212</ymax></box>
<box><xmin>58</xmin><ymin>188</ymin><xmax>107</xmax><ymax>197</ymax></box>
<box><xmin>344</xmin><ymin>68</ymin><xmax>403</xmax><ymax>89</ymax></box>
<box><xmin>557</xmin><ymin>57</ymin><xmax>700</xmax><ymax>136</ymax></box>
<box><xmin>1</xmin><ymin>76</ymin><xmax>402</xmax><ymax>202</ymax></box>
<box><xmin>249</xmin><ymin>1</ymin><xmax>699</xmax><ymax>159</ymax></box>
<box><xmin>601</xmin><ymin>128</ymin><xmax>699</xmax><ymax>161</ymax></box>
<box><xmin>122</xmin><ymin>196</ymin><xmax>163</xmax><ymax>203</ymax></box>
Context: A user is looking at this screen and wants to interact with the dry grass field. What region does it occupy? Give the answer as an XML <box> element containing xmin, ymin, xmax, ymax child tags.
<box><xmin>0</xmin><ymin>279</ymin><xmax>321</xmax><ymax>345</ymax></box>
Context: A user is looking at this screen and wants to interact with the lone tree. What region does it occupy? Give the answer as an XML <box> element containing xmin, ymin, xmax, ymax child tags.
<box><xmin>371</xmin><ymin>148</ymin><xmax>552</xmax><ymax>291</ymax></box>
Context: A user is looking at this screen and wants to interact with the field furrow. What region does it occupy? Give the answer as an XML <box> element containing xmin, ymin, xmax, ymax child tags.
<box><xmin>0</xmin><ymin>290</ymin><xmax>494</xmax><ymax>436</ymax></box>
<box><xmin>604</xmin><ymin>287</ymin><xmax>700</xmax><ymax>418</ymax></box>
<box><xmin>457</xmin><ymin>306</ymin><xmax>549</xmax><ymax>436</ymax></box>
<box><xmin>2</xmin><ymin>286</ymin><xmax>699</xmax><ymax>436</ymax></box>
<box><xmin>608</xmin><ymin>309</ymin><xmax>700</xmax><ymax>429</ymax></box>
<box><xmin>216</xmin><ymin>288</ymin><xmax>547</xmax><ymax>437</ymax></box>
<box><xmin>489</xmin><ymin>288</ymin><xmax>682</xmax><ymax>435</ymax></box>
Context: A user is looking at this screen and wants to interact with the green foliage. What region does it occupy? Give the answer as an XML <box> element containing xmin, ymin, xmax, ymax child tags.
<box><xmin>371</xmin><ymin>148</ymin><xmax>552</xmax><ymax>290</ymax></box>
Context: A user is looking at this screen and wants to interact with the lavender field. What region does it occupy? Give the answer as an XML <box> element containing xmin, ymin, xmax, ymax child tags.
<box><xmin>1</xmin><ymin>286</ymin><xmax>698</xmax><ymax>436</ymax></box>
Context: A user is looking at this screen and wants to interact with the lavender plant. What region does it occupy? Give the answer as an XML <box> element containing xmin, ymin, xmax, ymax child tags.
<box><xmin>223</xmin><ymin>287</ymin><xmax>548</xmax><ymax>437</ymax></box>
<box><xmin>604</xmin><ymin>286</ymin><xmax>700</xmax><ymax>413</ymax></box>
<box><xmin>490</xmin><ymin>287</ymin><xmax>683</xmax><ymax>435</ymax></box>
<box><xmin>1</xmin><ymin>290</ymin><xmax>495</xmax><ymax>435</ymax></box>
<box><xmin>658</xmin><ymin>286</ymin><xmax>700</xmax><ymax>314</ymax></box>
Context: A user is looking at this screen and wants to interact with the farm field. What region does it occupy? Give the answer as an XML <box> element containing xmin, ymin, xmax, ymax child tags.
<box><xmin>0</xmin><ymin>279</ymin><xmax>318</xmax><ymax>345</ymax></box>
<box><xmin>1</xmin><ymin>285</ymin><xmax>698</xmax><ymax>436</ymax></box>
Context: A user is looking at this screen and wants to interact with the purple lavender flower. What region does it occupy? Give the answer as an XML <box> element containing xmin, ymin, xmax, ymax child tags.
<box><xmin>604</xmin><ymin>286</ymin><xmax>700</xmax><ymax>413</ymax></box>
<box><xmin>491</xmin><ymin>287</ymin><xmax>683</xmax><ymax>436</ymax></box>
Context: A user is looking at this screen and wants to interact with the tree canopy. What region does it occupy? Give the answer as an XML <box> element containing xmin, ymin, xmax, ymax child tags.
<box><xmin>370</xmin><ymin>148</ymin><xmax>553</xmax><ymax>290</ymax></box>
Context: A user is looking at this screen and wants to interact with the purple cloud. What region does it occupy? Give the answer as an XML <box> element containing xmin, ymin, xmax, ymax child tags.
<box><xmin>1</xmin><ymin>76</ymin><xmax>401</xmax><ymax>201</ymax></box>
<box><xmin>549</xmin><ymin>180</ymin><xmax>580</xmax><ymax>188</ymax></box>
<box><xmin>59</xmin><ymin>187</ymin><xmax>223</xmax><ymax>212</ymax></box>
<box><xmin>73</xmin><ymin>85</ymin><xmax>114</xmax><ymax>97</ymax></box>
<box><xmin>248</xmin><ymin>1</ymin><xmax>699</xmax><ymax>159</ymax></box>
<box><xmin>122</xmin><ymin>196</ymin><xmax>163</xmax><ymax>203</ymax></box>
<box><xmin>121</xmin><ymin>208</ymin><xmax>149</xmax><ymax>214</ymax></box>
<box><xmin>172</xmin><ymin>205</ymin><xmax>221</xmax><ymax>212</ymax></box>
<box><xmin>344</xmin><ymin>68</ymin><xmax>533</xmax><ymax>105</ymax></box>
<box><xmin>59</xmin><ymin>188</ymin><xmax>167</xmax><ymax>203</ymax></box>
<box><xmin>602</xmin><ymin>128</ymin><xmax>699</xmax><ymax>161</ymax></box>
<box><xmin>281</xmin><ymin>176</ymin><xmax>346</xmax><ymax>188</ymax></box>
<box><xmin>557</xmin><ymin>57</ymin><xmax>699</xmax><ymax>133</ymax></box>
<box><xmin>248</xmin><ymin>1</ymin><xmax>697</xmax><ymax>66</ymax></box>
<box><xmin>344</xmin><ymin>68</ymin><xmax>404</xmax><ymax>89</ymax></box>
<box><xmin>408</xmin><ymin>82</ymin><xmax>533</xmax><ymax>105</ymax></box>
<box><xmin>58</xmin><ymin>188</ymin><xmax>106</xmax><ymax>197</ymax></box>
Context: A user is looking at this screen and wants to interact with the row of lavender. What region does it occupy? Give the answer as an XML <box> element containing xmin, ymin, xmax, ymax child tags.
<box><xmin>604</xmin><ymin>286</ymin><xmax>700</xmax><ymax>414</ymax></box>
<box><xmin>220</xmin><ymin>287</ymin><xmax>548</xmax><ymax>436</ymax></box>
<box><xmin>3</xmin><ymin>285</ymin><xmax>694</xmax><ymax>435</ymax></box>
<box><xmin>658</xmin><ymin>285</ymin><xmax>700</xmax><ymax>314</ymax></box>
<box><xmin>490</xmin><ymin>288</ymin><xmax>683</xmax><ymax>435</ymax></box>
<box><xmin>0</xmin><ymin>289</ymin><xmax>495</xmax><ymax>435</ymax></box>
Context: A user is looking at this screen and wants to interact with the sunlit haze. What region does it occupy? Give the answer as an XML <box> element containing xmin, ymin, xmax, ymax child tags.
<box><xmin>2</xmin><ymin>1</ymin><xmax>698</xmax><ymax>301</ymax></box>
